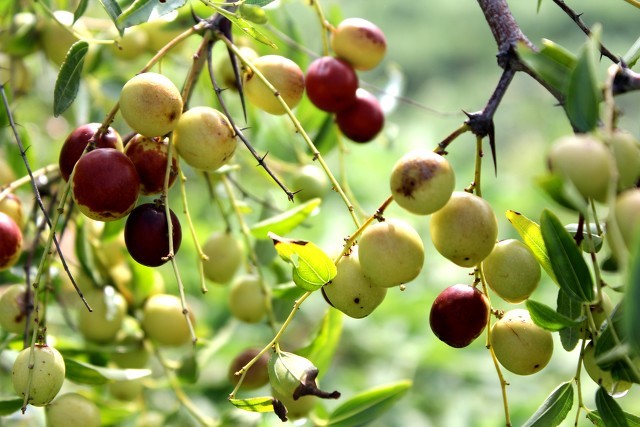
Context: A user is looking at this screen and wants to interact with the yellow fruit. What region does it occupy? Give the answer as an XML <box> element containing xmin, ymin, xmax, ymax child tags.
<box><xmin>46</xmin><ymin>393</ymin><xmax>101</xmax><ymax>427</ymax></box>
<box><xmin>582</xmin><ymin>341</ymin><xmax>632</xmax><ymax>396</ymax></box>
<box><xmin>0</xmin><ymin>284</ymin><xmax>30</xmax><ymax>334</ymax></box>
<box><xmin>12</xmin><ymin>344</ymin><xmax>66</xmax><ymax>406</ymax></box>
<box><xmin>606</xmin><ymin>131</ymin><xmax>640</xmax><ymax>191</ymax></box>
<box><xmin>112</xmin><ymin>26</ymin><xmax>149</xmax><ymax>60</ymax></box>
<box><xmin>243</xmin><ymin>55</ymin><xmax>305</xmax><ymax>115</ymax></box>
<box><xmin>331</xmin><ymin>18</ymin><xmax>387</xmax><ymax>71</ymax></box>
<box><xmin>228</xmin><ymin>275</ymin><xmax>268</xmax><ymax>323</ymax></box>
<box><xmin>214</xmin><ymin>46</ymin><xmax>259</xmax><ymax>90</ymax></box>
<box><xmin>611</xmin><ymin>188</ymin><xmax>640</xmax><ymax>250</ymax></box>
<box><xmin>142</xmin><ymin>294</ymin><xmax>192</xmax><ymax>346</ymax></box>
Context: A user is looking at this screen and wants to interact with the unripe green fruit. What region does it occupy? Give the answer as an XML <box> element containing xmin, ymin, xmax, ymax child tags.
<box><xmin>228</xmin><ymin>275</ymin><xmax>268</xmax><ymax>323</ymax></box>
<box><xmin>112</xmin><ymin>27</ymin><xmax>149</xmax><ymax>61</ymax></box>
<box><xmin>610</xmin><ymin>188</ymin><xmax>640</xmax><ymax>250</ymax></box>
<box><xmin>0</xmin><ymin>284</ymin><xmax>30</xmax><ymax>334</ymax></box>
<box><xmin>142</xmin><ymin>294</ymin><xmax>193</xmax><ymax>346</ymax></box>
<box><xmin>0</xmin><ymin>13</ymin><xmax>39</xmax><ymax>58</ymax></box>
<box><xmin>173</xmin><ymin>106</ymin><xmax>237</xmax><ymax>171</ymax></box>
<box><xmin>78</xmin><ymin>286</ymin><xmax>127</xmax><ymax>344</ymax></box>
<box><xmin>490</xmin><ymin>309</ymin><xmax>553</xmax><ymax>375</ymax></box>
<box><xmin>389</xmin><ymin>149</ymin><xmax>455</xmax><ymax>215</ymax></box>
<box><xmin>482</xmin><ymin>239</ymin><xmax>541</xmax><ymax>303</ymax></box>
<box><xmin>292</xmin><ymin>165</ymin><xmax>329</xmax><ymax>202</ymax></box>
<box><xmin>119</xmin><ymin>73</ymin><xmax>183</xmax><ymax>137</ymax></box>
<box><xmin>322</xmin><ymin>247</ymin><xmax>387</xmax><ymax>318</ymax></box>
<box><xmin>12</xmin><ymin>344</ymin><xmax>66</xmax><ymax>406</ymax></box>
<box><xmin>40</xmin><ymin>11</ymin><xmax>87</xmax><ymax>66</ymax></box>
<box><xmin>228</xmin><ymin>348</ymin><xmax>270</xmax><ymax>390</ymax></box>
<box><xmin>108</xmin><ymin>378</ymin><xmax>144</xmax><ymax>401</ymax></box>
<box><xmin>243</xmin><ymin>55</ymin><xmax>305</xmax><ymax>115</ymax></box>
<box><xmin>430</xmin><ymin>191</ymin><xmax>498</xmax><ymax>268</ymax></box>
<box><xmin>605</xmin><ymin>131</ymin><xmax>640</xmax><ymax>191</ymax></box>
<box><xmin>331</xmin><ymin>18</ymin><xmax>387</xmax><ymax>71</ymax></box>
<box><xmin>46</xmin><ymin>393</ymin><xmax>101</xmax><ymax>427</ymax></box>
<box><xmin>358</xmin><ymin>219</ymin><xmax>425</xmax><ymax>288</ymax></box>
<box><xmin>215</xmin><ymin>46</ymin><xmax>259</xmax><ymax>90</ymax></box>
<box><xmin>111</xmin><ymin>339</ymin><xmax>149</xmax><ymax>369</ymax></box>
<box><xmin>582</xmin><ymin>341</ymin><xmax>632</xmax><ymax>396</ymax></box>
<box><xmin>579</xmin><ymin>292</ymin><xmax>613</xmax><ymax>339</ymax></box>
<box><xmin>201</xmin><ymin>231</ymin><xmax>243</xmax><ymax>284</ymax></box>
<box><xmin>548</xmin><ymin>135</ymin><xmax>615</xmax><ymax>203</ymax></box>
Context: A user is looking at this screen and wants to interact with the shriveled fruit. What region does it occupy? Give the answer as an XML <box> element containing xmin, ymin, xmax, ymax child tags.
<box><xmin>430</xmin><ymin>191</ymin><xmax>498</xmax><ymax>267</ymax></box>
<box><xmin>228</xmin><ymin>275</ymin><xmax>268</xmax><ymax>323</ymax></box>
<box><xmin>292</xmin><ymin>164</ymin><xmax>329</xmax><ymax>202</ymax></box>
<box><xmin>548</xmin><ymin>134</ymin><xmax>615</xmax><ymax>203</ymax></box>
<box><xmin>124</xmin><ymin>203</ymin><xmax>182</xmax><ymax>267</ymax></box>
<box><xmin>389</xmin><ymin>149</ymin><xmax>455</xmax><ymax>215</ymax></box>
<box><xmin>490</xmin><ymin>309</ymin><xmax>553</xmax><ymax>375</ymax></box>
<box><xmin>71</xmin><ymin>148</ymin><xmax>140</xmax><ymax>221</ymax></box>
<box><xmin>331</xmin><ymin>18</ymin><xmax>387</xmax><ymax>71</ymax></box>
<box><xmin>605</xmin><ymin>130</ymin><xmax>640</xmax><ymax>191</ymax></box>
<box><xmin>358</xmin><ymin>218</ymin><xmax>424</xmax><ymax>288</ymax></box>
<box><xmin>119</xmin><ymin>72</ymin><xmax>183</xmax><ymax>137</ymax></box>
<box><xmin>610</xmin><ymin>188</ymin><xmax>640</xmax><ymax>250</ymax></box>
<box><xmin>173</xmin><ymin>106</ymin><xmax>237</xmax><ymax>171</ymax></box>
<box><xmin>12</xmin><ymin>344</ymin><xmax>66</xmax><ymax>406</ymax></box>
<box><xmin>272</xmin><ymin>388</ymin><xmax>317</xmax><ymax>421</ymax></box>
<box><xmin>482</xmin><ymin>239</ymin><xmax>541</xmax><ymax>303</ymax></box>
<box><xmin>59</xmin><ymin>123</ymin><xmax>123</xmax><ymax>182</ymax></box>
<box><xmin>335</xmin><ymin>89</ymin><xmax>384</xmax><ymax>143</ymax></box>
<box><xmin>429</xmin><ymin>284</ymin><xmax>489</xmax><ymax>348</ymax></box>
<box><xmin>305</xmin><ymin>56</ymin><xmax>358</xmax><ymax>112</ymax></box>
<box><xmin>0</xmin><ymin>193</ymin><xmax>25</xmax><ymax>229</ymax></box>
<box><xmin>124</xmin><ymin>135</ymin><xmax>178</xmax><ymax>195</ymax></box>
<box><xmin>243</xmin><ymin>55</ymin><xmax>305</xmax><ymax>115</ymax></box>
<box><xmin>142</xmin><ymin>294</ymin><xmax>192</xmax><ymax>346</ymax></box>
<box><xmin>77</xmin><ymin>286</ymin><xmax>127</xmax><ymax>344</ymax></box>
<box><xmin>0</xmin><ymin>284</ymin><xmax>30</xmax><ymax>334</ymax></box>
<box><xmin>0</xmin><ymin>211</ymin><xmax>22</xmax><ymax>271</ymax></box>
<box><xmin>228</xmin><ymin>348</ymin><xmax>270</xmax><ymax>389</ymax></box>
<box><xmin>201</xmin><ymin>231</ymin><xmax>243</xmax><ymax>284</ymax></box>
<box><xmin>582</xmin><ymin>341</ymin><xmax>632</xmax><ymax>396</ymax></box>
<box><xmin>322</xmin><ymin>247</ymin><xmax>387</xmax><ymax>318</ymax></box>
<box><xmin>46</xmin><ymin>393</ymin><xmax>101</xmax><ymax>427</ymax></box>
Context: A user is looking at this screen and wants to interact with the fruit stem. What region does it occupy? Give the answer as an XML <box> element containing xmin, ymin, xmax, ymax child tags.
<box><xmin>471</xmin><ymin>135</ymin><xmax>484</xmax><ymax>197</ymax></box>
<box><xmin>0</xmin><ymin>163</ymin><xmax>59</xmax><ymax>203</ymax></box>
<box><xmin>573</xmin><ymin>338</ymin><xmax>588</xmax><ymax>425</ymax></box>
<box><xmin>309</xmin><ymin>0</ymin><xmax>332</xmax><ymax>56</ymax></box>
<box><xmin>435</xmin><ymin>123</ymin><xmax>471</xmax><ymax>155</ymax></box>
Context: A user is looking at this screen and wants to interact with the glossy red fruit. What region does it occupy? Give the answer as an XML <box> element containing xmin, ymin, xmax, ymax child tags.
<box><xmin>429</xmin><ymin>284</ymin><xmax>489</xmax><ymax>348</ymax></box>
<box><xmin>305</xmin><ymin>56</ymin><xmax>358</xmax><ymax>113</ymax></box>
<box><xmin>71</xmin><ymin>148</ymin><xmax>140</xmax><ymax>221</ymax></box>
<box><xmin>124</xmin><ymin>135</ymin><xmax>178</xmax><ymax>195</ymax></box>
<box><xmin>0</xmin><ymin>211</ymin><xmax>22</xmax><ymax>271</ymax></box>
<box><xmin>124</xmin><ymin>203</ymin><xmax>181</xmax><ymax>267</ymax></box>
<box><xmin>335</xmin><ymin>89</ymin><xmax>384</xmax><ymax>143</ymax></box>
<box><xmin>59</xmin><ymin>123</ymin><xmax>123</xmax><ymax>182</ymax></box>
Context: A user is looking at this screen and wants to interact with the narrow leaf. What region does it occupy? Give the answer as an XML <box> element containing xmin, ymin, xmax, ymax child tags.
<box><xmin>505</xmin><ymin>210</ymin><xmax>555</xmax><ymax>282</ymax></box>
<box><xmin>540</xmin><ymin>209</ymin><xmax>594</xmax><ymax>302</ymax></box>
<box><xmin>65</xmin><ymin>358</ymin><xmax>151</xmax><ymax>385</ymax></box>
<box><xmin>595</xmin><ymin>387</ymin><xmax>629</xmax><ymax>427</ymax></box>
<box><xmin>297</xmin><ymin>307</ymin><xmax>343</xmax><ymax>378</ymax></box>
<box><xmin>245</xmin><ymin>0</ymin><xmax>277</xmax><ymax>6</ymax></box>
<box><xmin>98</xmin><ymin>0</ymin><xmax>124</xmax><ymax>35</ymax></box>
<box><xmin>523</xmin><ymin>381</ymin><xmax>574</xmax><ymax>427</ymax></box>
<box><xmin>73</xmin><ymin>0</ymin><xmax>90</xmax><ymax>23</ymax></box>
<box><xmin>517</xmin><ymin>40</ymin><xmax>575</xmax><ymax>95</ymax></box>
<box><xmin>624</xmin><ymin>231</ymin><xmax>640</xmax><ymax>356</ymax></box>
<box><xmin>526</xmin><ymin>299</ymin><xmax>584</xmax><ymax>331</ymax></box>
<box><xmin>117</xmin><ymin>0</ymin><xmax>187</xmax><ymax>29</ymax></box>
<box><xmin>250</xmin><ymin>198</ymin><xmax>321</xmax><ymax>239</ymax></box>
<box><xmin>229</xmin><ymin>396</ymin><xmax>274</xmax><ymax>413</ymax></box>
<box><xmin>214</xmin><ymin>7</ymin><xmax>277</xmax><ymax>48</ymax></box>
<box><xmin>327</xmin><ymin>380</ymin><xmax>412</xmax><ymax>427</ymax></box>
<box><xmin>53</xmin><ymin>41</ymin><xmax>88</xmax><ymax>117</ymax></box>
<box><xmin>589</xmin><ymin>410</ymin><xmax>640</xmax><ymax>427</ymax></box>
<box><xmin>565</xmin><ymin>30</ymin><xmax>600</xmax><ymax>132</ymax></box>
<box><xmin>623</xmin><ymin>36</ymin><xmax>640</xmax><ymax>68</ymax></box>
<box><xmin>557</xmin><ymin>288</ymin><xmax>582</xmax><ymax>351</ymax></box>
<box><xmin>535</xmin><ymin>174</ymin><xmax>588</xmax><ymax>214</ymax></box>
<box><xmin>0</xmin><ymin>398</ymin><xmax>22</xmax><ymax>416</ymax></box>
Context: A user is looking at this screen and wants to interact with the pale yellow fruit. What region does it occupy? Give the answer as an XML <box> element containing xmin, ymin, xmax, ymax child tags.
<box><xmin>40</xmin><ymin>11</ymin><xmax>87</xmax><ymax>66</ymax></box>
<box><xmin>482</xmin><ymin>239</ymin><xmax>541</xmax><ymax>303</ymax></box>
<box><xmin>119</xmin><ymin>72</ymin><xmax>183</xmax><ymax>137</ymax></box>
<box><xmin>490</xmin><ymin>309</ymin><xmax>553</xmax><ymax>375</ymax></box>
<box><xmin>430</xmin><ymin>191</ymin><xmax>498</xmax><ymax>267</ymax></box>
<box><xmin>109</xmin><ymin>378</ymin><xmax>144</xmax><ymax>401</ymax></box>
<box><xmin>358</xmin><ymin>218</ymin><xmax>425</xmax><ymax>288</ymax></box>
<box><xmin>582</xmin><ymin>341</ymin><xmax>632</xmax><ymax>396</ymax></box>
<box><xmin>46</xmin><ymin>393</ymin><xmax>101</xmax><ymax>427</ymax></box>
<box><xmin>78</xmin><ymin>286</ymin><xmax>127</xmax><ymax>344</ymax></box>
<box><xmin>389</xmin><ymin>149</ymin><xmax>455</xmax><ymax>215</ymax></box>
<box><xmin>331</xmin><ymin>18</ymin><xmax>387</xmax><ymax>71</ymax></box>
<box><xmin>112</xmin><ymin>26</ymin><xmax>149</xmax><ymax>60</ymax></box>
<box><xmin>0</xmin><ymin>193</ymin><xmax>25</xmax><ymax>229</ymax></box>
<box><xmin>201</xmin><ymin>231</ymin><xmax>243</xmax><ymax>284</ymax></box>
<box><xmin>0</xmin><ymin>284</ymin><xmax>30</xmax><ymax>334</ymax></box>
<box><xmin>12</xmin><ymin>345</ymin><xmax>66</xmax><ymax>406</ymax></box>
<box><xmin>173</xmin><ymin>106</ymin><xmax>237</xmax><ymax>171</ymax></box>
<box><xmin>215</xmin><ymin>46</ymin><xmax>259</xmax><ymax>90</ymax></box>
<box><xmin>228</xmin><ymin>275</ymin><xmax>268</xmax><ymax>323</ymax></box>
<box><xmin>606</xmin><ymin>131</ymin><xmax>640</xmax><ymax>191</ymax></box>
<box><xmin>292</xmin><ymin>164</ymin><xmax>329</xmax><ymax>202</ymax></box>
<box><xmin>142</xmin><ymin>294</ymin><xmax>193</xmax><ymax>346</ymax></box>
<box><xmin>611</xmin><ymin>188</ymin><xmax>640</xmax><ymax>250</ymax></box>
<box><xmin>243</xmin><ymin>55</ymin><xmax>305</xmax><ymax>115</ymax></box>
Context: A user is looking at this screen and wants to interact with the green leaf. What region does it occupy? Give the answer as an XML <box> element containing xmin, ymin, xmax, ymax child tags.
<box><xmin>557</xmin><ymin>288</ymin><xmax>582</xmax><ymax>351</ymax></box>
<box><xmin>64</xmin><ymin>358</ymin><xmax>151</xmax><ymax>385</ymax></box>
<box><xmin>75</xmin><ymin>216</ymin><xmax>100</xmax><ymax>286</ymax></box>
<box><xmin>229</xmin><ymin>396</ymin><xmax>275</xmax><ymax>413</ymax></box>
<box><xmin>535</xmin><ymin>174</ymin><xmax>588</xmax><ymax>214</ymax></box>
<box><xmin>589</xmin><ymin>410</ymin><xmax>640</xmax><ymax>427</ymax></box>
<box><xmin>595</xmin><ymin>387</ymin><xmax>629</xmax><ymax>427</ymax></box>
<box><xmin>73</xmin><ymin>0</ymin><xmax>90</xmax><ymax>23</ymax></box>
<box><xmin>297</xmin><ymin>307</ymin><xmax>343</xmax><ymax>378</ymax></box>
<box><xmin>565</xmin><ymin>29</ymin><xmax>600</xmax><ymax>132</ymax></box>
<box><xmin>177</xmin><ymin>352</ymin><xmax>199</xmax><ymax>384</ymax></box>
<box><xmin>53</xmin><ymin>41</ymin><xmax>88</xmax><ymax>117</ymax></box>
<box><xmin>540</xmin><ymin>209</ymin><xmax>594</xmax><ymax>303</ymax></box>
<box><xmin>625</xmin><ymin>232</ymin><xmax>640</xmax><ymax>356</ymax></box>
<box><xmin>523</xmin><ymin>381</ymin><xmax>574</xmax><ymax>427</ymax></box>
<box><xmin>244</xmin><ymin>0</ymin><xmax>277</xmax><ymax>6</ymax></box>
<box><xmin>214</xmin><ymin>7</ymin><xmax>277</xmax><ymax>48</ymax></box>
<box><xmin>623</xmin><ymin>36</ymin><xmax>640</xmax><ymax>68</ymax></box>
<box><xmin>526</xmin><ymin>299</ymin><xmax>585</xmax><ymax>331</ymax></box>
<box><xmin>0</xmin><ymin>398</ymin><xmax>22</xmax><ymax>416</ymax></box>
<box><xmin>269</xmin><ymin>233</ymin><xmax>337</xmax><ymax>291</ymax></box>
<box><xmin>505</xmin><ymin>210</ymin><xmax>556</xmax><ymax>282</ymax></box>
<box><xmin>564</xmin><ymin>223</ymin><xmax>603</xmax><ymax>253</ymax></box>
<box><xmin>98</xmin><ymin>0</ymin><xmax>124</xmax><ymax>35</ymax></box>
<box><xmin>250</xmin><ymin>198</ymin><xmax>321</xmax><ymax>239</ymax></box>
<box><xmin>517</xmin><ymin>40</ymin><xmax>576</xmax><ymax>95</ymax></box>
<box><xmin>326</xmin><ymin>380</ymin><xmax>411</xmax><ymax>427</ymax></box>
<box><xmin>117</xmin><ymin>0</ymin><xmax>187</xmax><ymax>29</ymax></box>
<box><xmin>239</xmin><ymin>4</ymin><xmax>268</xmax><ymax>24</ymax></box>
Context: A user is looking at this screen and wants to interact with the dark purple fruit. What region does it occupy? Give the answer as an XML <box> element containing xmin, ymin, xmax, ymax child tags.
<box><xmin>124</xmin><ymin>203</ymin><xmax>182</xmax><ymax>267</ymax></box>
<box><xmin>335</xmin><ymin>89</ymin><xmax>384</xmax><ymax>143</ymax></box>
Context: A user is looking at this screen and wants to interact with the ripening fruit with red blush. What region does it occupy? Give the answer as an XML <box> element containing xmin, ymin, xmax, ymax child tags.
<box><xmin>336</xmin><ymin>89</ymin><xmax>384</xmax><ymax>143</ymax></box>
<box><xmin>124</xmin><ymin>134</ymin><xmax>178</xmax><ymax>195</ymax></box>
<box><xmin>429</xmin><ymin>284</ymin><xmax>489</xmax><ymax>348</ymax></box>
<box><xmin>331</xmin><ymin>18</ymin><xmax>387</xmax><ymax>71</ymax></box>
<box><xmin>305</xmin><ymin>56</ymin><xmax>358</xmax><ymax>112</ymax></box>
<box><xmin>124</xmin><ymin>203</ymin><xmax>182</xmax><ymax>267</ymax></box>
<box><xmin>59</xmin><ymin>123</ymin><xmax>123</xmax><ymax>182</ymax></box>
<box><xmin>71</xmin><ymin>148</ymin><xmax>140</xmax><ymax>221</ymax></box>
<box><xmin>0</xmin><ymin>211</ymin><xmax>22</xmax><ymax>271</ymax></box>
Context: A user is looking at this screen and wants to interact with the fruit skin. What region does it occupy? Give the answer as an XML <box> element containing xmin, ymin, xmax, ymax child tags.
<box><xmin>0</xmin><ymin>53</ymin><xmax>31</xmax><ymax>95</ymax></box>
<box><xmin>272</xmin><ymin>388</ymin><xmax>317</xmax><ymax>421</ymax></box>
<box><xmin>215</xmin><ymin>46</ymin><xmax>259</xmax><ymax>90</ymax></box>
<box><xmin>482</xmin><ymin>239</ymin><xmax>541</xmax><ymax>304</ymax></box>
<box><xmin>124</xmin><ymin>135</ymin><xmax>178</xmax><ymax>195</ymax></box>
<box><xmin>305</xmin><ymin>56</ymin><xmax>358</xmax><ymax>113</ymax></box>
<box><xmin>228</xmin><ymin>348</ymin><xmax>270</xmax><ymax>390</ymax></box>
<box><xmin>322</xmin><ymin>247</ymin><xmax>387</xmax><ymax>318</ymax></box>
<box><xmin>389</xmin><ymin>149</ymin><xmax>455</xmax><ymax>215</ymax></box>
<box><xmin>0</xmin><ymin>211</ymin><xmax>22</xmax><ymax>271</ymax></box>
<box><xmin>548</xmin><ymin>134</ymin><xmax>615</xmax><ymax>203</ymax></box>
<box><xmin>40</xmin><ymin>11</ymin><xmax>86</xmax><ymax>66</ymax></box>
<box><xmin>173</xmin><ymin>106</ymin><xmax>237</xmax><ymax>171</ymax></box>
<box><xmin>0</xmin><ymin>284</ymin><xmax>30</xmax><ymax>334</ymax></box>
<box><xmin>124</xmin><ymin>203</ymin><xmax>182</xmax><ymax>267</ymax></box>
<box><xmin>46</xmin><ymin>393</ymin><xmax>101</xmax><ymax>427</ymax></box>
<box><xmin>430</xmin><ymin>191</ymin><xmax>498</xmax><ymax>268</ymax></box>
<box><xmin>142</xmin><ymin>294</ymin><xmax>192</xmax><ymax>346</ymax></box>
<box><xmin>59</xmin><ymin>123</ymin><xmax>123</xmax><ymax>182</ymax></box>
<box><xmin>610</xmin><ymin>188</ymin><xmax>640</xmax><ymax>250</ymax></box>
<box><xmin>201</xmin><ymin>231</ymin><xmax>243</xmax><ymax>284</ymax></box>
<box><xmin>357</xmin><ymin>218</ymin><xmax>425</xmax><ymax>288</ymax></box>
<box><xmin>112</xmin><ymin>26</ymin><xmax>149</xmax><ymax>61</ymax></box>
<box><xmin>119</xmin><ymin>72</ymin><xmax>183</xmax><ymax>138</ymax></box>
<box><xmin>582</xmin><ymin>341</ymin><xmax>632</xmax><ymax>395</ymax></box>
<box><xmin>0</xmin><ymin>193</ymin><xmax>25</xmax><ymax>229</ymax></box>
<box><xmin>108</xmin><ymin>378</ymin><xmax>144</xmax><ymax>401</ymax></box>
<box><xmin>228</xmin><ymin>275</ymin><xmax>268</xmax><ymax>323</ymax></box>
<box><xmin>490</xmin><ymin>309</ymin><xmax>553</xmax><ymax>375</ymax></box>
<box><xmin>429</xmin><ymin>284</ymin><xmax>489</xmax><ymax>348</ymax></box>
<box><xmin>243</xmin><ymin>55</ymin><xmax>305</xmax><ymax>115</ymax></box>
<box><xmin>335</xmin><ymin>89</ymin><xmax>384</xmax><ymax>143</ymax></box>
<box><xmin>12</xmin><ymin>344</ymin><xmax>66</xmax><ymax>406</ymax></box>
<box><xmin>331</xmin><ymin>18</ymin><xmax>387</xmax><ymax>71</ymax></box>
<box><xmin>605</xmin><ymin>131</ymin><xmax>640</xmax><ymax>191</ymax></box>
<box><xmin>77</xmin><ymin>286</ymin><xmax>127</xmax><ymax>344</ymax></box>
<box><xmin>292</xmin><ymin>165</ymin><xmax>329</xmax><ymax>202</ymax></box>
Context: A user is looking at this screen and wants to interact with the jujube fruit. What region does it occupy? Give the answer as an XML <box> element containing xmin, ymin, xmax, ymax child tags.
<box><xmin>609</xmin><ymin>188</ymin><xmax>640</xmax><ymax>250</ymax></box>
<box><xmin>201</xmin><ymin>231</ymin><xmax>243</xmax><ymax>284</ymax></box>
<box><xmin>46</xmin><ymin>393</ymin><xmax>101</xmax><ymax>427</ymax></box>
<box><xmin>112</xmin><ymin>26</ymin><xmax>149</xmax><ymax>61</ymax></box>
<box><xmin>0</xmin><ymin>193</ymin><xmax>25</xmax><ymax>229</ymax></box>
<box><xmin>124</xmin><ymin>134</ymin><xmax>178</xmax><ymax>195</ymax></box>
<box><xmin>243</xmin><ymin>55</ymin><xmax>305</xmax><ymax>115</ymax></box>
<box><xmin>331</xmin><ymin>18</ymin><xmax>387</xmax><ymax>71</ymax></box>
<box><xmin>582</xmin><ymin>341</ymin><xmax>632</xmax><ymax>396</ymax></box>
<box><xmin>579</xmin><ymin>292</ymin><xmax>613</xmax><ymax>339</ymax></box>
<box><xmin>12</xmin><ymin>344</ymin><xmax>66</xmax><ymax>406</ymax></box>
<box><xmin>0</xmin><ymin>284</ymin><xmax>30</xmax><ymax>334</ymax></box>
<box><xmin>77</xmin><ymin>286</ymin><xmax>127</xmax><ymax>344</ymax></box>
<box><xmin>335</xmin><ymin>89</ymin><xmax>384</xmax><ymax>143</ymax></box>
<box><xmin>124</xmin><ymin>203</ymin><xmax>182</xmax><ymax>267</ymax></box>
<box><xmin>0</xmin><ymin>212</ymin><xmax>22</xmax><ymax>271</ymax></box>
<box><xmin>215</xmin><ymin>45</ymin><xmax>259</xmax><ymax>90</ymax></box>
<box><xmin>305</xmin><ymin>56</ymin><xmax>358</xmax><ymax>112</ymax></box>
<box><xmin>228</xmin><ymin>275</ymin><xmax>268</xmax><ymax>323</ymax></box>
<box><xmin>605</xmin><ymin>130</ymin><xmax>640</xmax><ymax>191</ymax></box>
<box><xmin>109</xmin><ymin>378</ymin><xmax>144</xmax><ymax>401</ymax></box>
<box><xmin>228</xmin><ymin>348</ymin><xmax>270</xmax><ymax>389</ymax></box>
<box><xmin>142</xmin><ymin>294</ymin><xmax>192</xmax><ymax>346</ymax></box>
<box><xmin>40</xmin><ymin>11</ymin><xmax>87</xmax><ymax>66</ymax></box>
<box><xmin>292</xmin><ymin>164</ymin><xmax>329</xmax><ymax>202</ymax></box>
